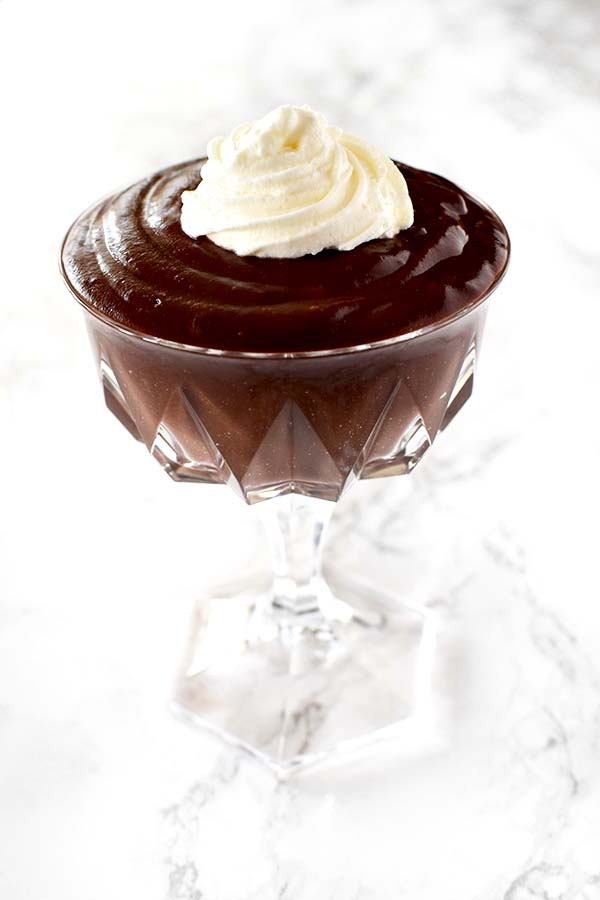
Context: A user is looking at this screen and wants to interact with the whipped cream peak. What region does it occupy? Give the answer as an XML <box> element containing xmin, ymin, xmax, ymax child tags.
<box><xmin>180</xmin><ymin>105</ymin><xmax>414</xmax><ymax>258</ymax></box>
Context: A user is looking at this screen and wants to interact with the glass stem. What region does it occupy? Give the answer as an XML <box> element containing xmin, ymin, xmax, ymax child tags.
<box><xmin>258</xmin><ymin>494</ymin><xmax>336</xmax><ymax>622</ymax></box>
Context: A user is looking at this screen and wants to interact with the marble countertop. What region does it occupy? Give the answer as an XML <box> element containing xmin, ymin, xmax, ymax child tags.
<box><xmin>2</xmin><ymin>0</ymin><xmax>600</xmax><ymax>897</ymax></box>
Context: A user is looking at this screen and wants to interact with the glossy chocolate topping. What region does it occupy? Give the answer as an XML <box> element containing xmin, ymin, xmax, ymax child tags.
<box><xmin>61</xmin><ymin>159</ymin><xmax>509</xmax><ymax>353</ymax></box>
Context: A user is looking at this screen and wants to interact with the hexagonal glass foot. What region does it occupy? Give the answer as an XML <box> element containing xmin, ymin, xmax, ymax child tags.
<box><xmin>172</xmin><ymin>566</ymin><xmax>436</xmax><ymax>777</ymax></box>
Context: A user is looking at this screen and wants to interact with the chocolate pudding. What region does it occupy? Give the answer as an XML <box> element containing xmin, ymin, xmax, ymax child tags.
<box><xmin>62</xmin><ymin>160</ymin><xmax>507</xmax><ymax>354</ymax></box>
<box><xmin>61</xmin><ymin>113</ymin><xmax>509</xmax><ymax>503</ymax></box>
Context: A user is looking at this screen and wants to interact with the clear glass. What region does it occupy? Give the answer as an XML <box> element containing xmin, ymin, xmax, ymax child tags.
<box><xmin>71</xmin><ymin>296</ymin><xmax>492</xmax><ymax>774</ymax></box>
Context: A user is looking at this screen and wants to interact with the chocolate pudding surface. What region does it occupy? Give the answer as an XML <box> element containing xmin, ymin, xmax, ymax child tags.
<box><xmin>61</xmin><ymin>159</ymin><xmax>509</xmax><ymax>353</ymax></box>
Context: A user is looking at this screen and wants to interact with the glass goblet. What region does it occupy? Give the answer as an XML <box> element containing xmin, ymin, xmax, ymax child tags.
<box><xmin>61</xmin><ymin>246</ymin><xmax>506</xmax><ymax>772</ymax></box>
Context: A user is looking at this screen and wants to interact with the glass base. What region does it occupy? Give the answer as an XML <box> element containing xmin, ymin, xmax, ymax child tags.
<box><xmin>172</xmin><ymin>572</ymin><xmax>437</xmax><ymax>776</ymax></box>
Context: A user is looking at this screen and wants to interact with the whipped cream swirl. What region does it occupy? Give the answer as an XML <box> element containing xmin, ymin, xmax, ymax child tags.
<box><xmin>180</xmin><ymin>105</ymin><xmax>414</xmax><ymax>258</ymax></box>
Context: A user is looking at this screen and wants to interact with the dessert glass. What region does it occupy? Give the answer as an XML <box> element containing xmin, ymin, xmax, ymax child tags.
<box><xmin>64</xmin><ymin>258</ymin><xmax>505</xmax><ymax>772</ymax></box>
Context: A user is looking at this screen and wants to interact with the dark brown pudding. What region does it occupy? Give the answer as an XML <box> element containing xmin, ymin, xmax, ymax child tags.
<box><xmin>61</xmin><ymin>159</ymin><xmax>509</xmax><ymax>502</ymax></box>
<box><xmin>61</xmin><ymin>160</ymin><xmax>508</xmax><ymax>354</ymax></box>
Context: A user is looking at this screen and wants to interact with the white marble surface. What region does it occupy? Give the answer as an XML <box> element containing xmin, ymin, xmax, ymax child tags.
<box><xmin>2</xmin><ymin>0</ymin><xmax>600</xmax><ymax>897</ymax></box>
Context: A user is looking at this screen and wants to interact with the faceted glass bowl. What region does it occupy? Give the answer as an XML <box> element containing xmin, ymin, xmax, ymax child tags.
<box><xmin>85</xmin><ymin>305</ymin><xmax>486</xmax><ymax>503</ymax></box>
